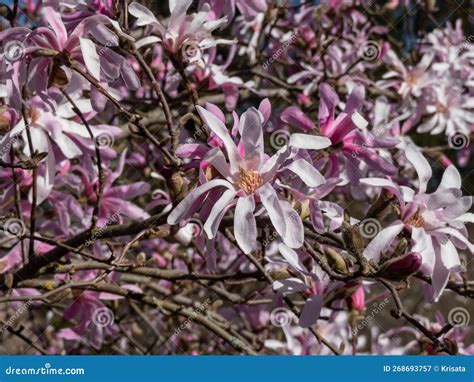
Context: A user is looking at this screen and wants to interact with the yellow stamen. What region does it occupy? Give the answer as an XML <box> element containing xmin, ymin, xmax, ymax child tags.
<box><xmin>25</xmin><ymin>107</ymin><xmax>40</xmax><ymax>124</ymax></box>
<box><xmin>238</xmin><ymin>167</ymin><xmax>263</xmax><ymax>194</ymax></box>
<box><xmin>435</xmin><ymin>102</ymin><xmax>447</xmax><ymax>113</ymax></box>
<box><xmin>406</xmin><ymin>210</ymin><xmax>425</xmax><ymax>228</ymax></box>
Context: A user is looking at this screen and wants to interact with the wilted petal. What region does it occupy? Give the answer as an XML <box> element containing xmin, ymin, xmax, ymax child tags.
<box><xmin>299</xmin><ymin>295</ymin><xmax>323</xmax><ymax>328</ymax></box>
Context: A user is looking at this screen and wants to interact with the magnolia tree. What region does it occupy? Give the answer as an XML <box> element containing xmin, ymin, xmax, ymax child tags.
<box><xmin>0</xmin><ymin>0</ymin><xmax>473</xmax><ymax>355</ymax></box>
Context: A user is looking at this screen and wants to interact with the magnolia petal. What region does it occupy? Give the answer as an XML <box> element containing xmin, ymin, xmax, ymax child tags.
<box><xmin>80</xmin><ymin>38</ymin><xmax>101</xmax><ymax>81</ymax></box>
<box><xmin>239</xmin><ymin>107</ymin><xmax>264</xmax><ymax>171</ymax></box>
<box><xmin>258</xmin><ymin>183</ymin><xmax>286</xmax><ymax>238</ymax></box>
<box><xmin>285</xmin><ymin>159</ymin><xmax>326</xmax><ymax>188</ymax></box>
<box><xmin>438</xmin><ymin>239</ymin><xmax>462</xmax><ymax>272</ymax></box>
<box><xmin>258</xmin><ymin>98</ymin><xmax>271</xmax><ymax>124</ymax></box>
<box><xmin>44</xmin><ymin>7</ymin><xmax>67</xmax><ymax>48</ymax></box>
<box><xmin>289</xmin><ymin>134</ymin><xmax>331</xmax><ymax>150</ymax></box>
<box><xmin>280</xmin><ymin>200</ymin><xmax>304</xmax><ymax>249</ymax></box>
<box><xmin>411</xmin><ymin>227</ymin><xmax>435</xmax><ymax>275</ymax></box>
<box><xmin>234</xmin><ymin>195</ymin><xmax>257</xmax><ymax>254</ymax></box>
<box><xmin>442</xmin><ymin>196</ymin><xmax>472</xmax><ymax>220</ymax></box>
<box><xmin>431</xmin><ymin>245</ymin><xmax>450</xmax><ymax>302</ymax></box>
<box><xmin>281</xmin><ymin>106</ymin><xmax>314</xmax><ymax>131</ymax></box>
<box><xmin>167</xmin><ymin>179</ymin><xmax>232</xmax><ymax>224</ymax></box>
<box><xmin>433</xmin><ymin>227</ymin><xmax>474</xmax><ymax>253</ymax></box>
<box><xmin>260</xmin><ymin>147</ymin><xmax>290</xmax><ymax>184</ymax></box>
<box><xmin>277</xmin><ymin>243</ymin><xmax>306</xmax><ymax>274</ymax></box>
<box><xmin>204</xmin><ymin>148</ymin><xmax>232</xmax><ymax>180</ymax></box>
<box><xmin>363</xmin><ymin>221</ymin><xmax>404</xmax><ymax>262</ymax></box>
<box><xmin>203</xmin><ymin>188</ymin><xmax>236</xmax><ymax>239</ymax></box>
<box><xmin>455</xmin><ymin>213</ymin><xmax>474</xmax><ymax>223</ymax></box>
<box><xmin>319</xmin><ymin>83</ymin><xmax>339</xmax><ymax>126</ymax></box>
<box><xmin>437</xmin><ymin>165</ymin><xmax>461</xmax><ymax>191</ymax></box>
<box><xmin>360</xmin><ymin>177</ymin><xmax>405</xmax><ymax>208</ymax></box>
<box><xmin>129</xmin><ymin>2</ymin><xmax>158</xmax><ymax>26</ymax></box>
<box><xmin>135</xmin><ymin>36</ymin><xmax>161</xmax><ymax>49</ymax></box>
<box><xmin>405</xmin><ymin>144</ymin><xmax>432</xmax><ymax>193</ymax></box>
<box><xmin>345</xmin><ymin>84</ymin><xmax>365</xmax><ymax>115</ymax></box>
<box><xmin>197</xmin><ymin>105</ymin><xmax>241</xmax><ymax>174</ymax></box>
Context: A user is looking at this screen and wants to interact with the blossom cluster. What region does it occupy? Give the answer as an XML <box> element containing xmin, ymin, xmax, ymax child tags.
<box><xmin>0</xmin><ymin>0</ymin><xmax>472</xmax><ymax>355</ymax></box>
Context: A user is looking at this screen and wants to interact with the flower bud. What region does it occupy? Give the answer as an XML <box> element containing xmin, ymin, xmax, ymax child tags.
<box><xmin>380</xmin><ymin>252</ymin><xmax>422</xmax><ymax>279</ymax></box>
<box><xmin>167</xmin><ymin>172</ymin><xmax>187</xmax><ymax>200</ymax></box>
<box><xmin>324</xmin><ymin>247</ymin><xmax>349</xmax><ymax>275</ymax></box>
<box><xmin>32</xmin><ymin>48</ymin><xmax>60</xmax><ymax>58</ymax></box>
<box><xmin>349</xmin><ymin>286</ymin><xmax>365</xmax><ymax>311</ymax></box>
<box><xmin>393</xmin><ymin>238</ymin><xmax>409</xmax><ymax>257</ymax></box>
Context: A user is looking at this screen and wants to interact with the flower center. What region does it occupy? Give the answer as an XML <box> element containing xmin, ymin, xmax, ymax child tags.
<box><xmin>25</xmin><ymin>107</ymin><xmax>40</xmax><ymax>124</ymax></box>
<box><xmin>406</xmin><ymin>74</ymin><xmax>418</xmax><ymax>86</ymax></box>
<box><xmin>435</xmin><ymin>102</ymin><xmax>447</xmax><ymax>113</ymax></box>
<box><xmin>406</xmin><ymin>210</ymin><xmax>425</xmax><ymax>228</ymax></box>
<box><xmin>238</xmin><ymin>167</ymin><xmax>262</xmax><ymax>194</ymax></box>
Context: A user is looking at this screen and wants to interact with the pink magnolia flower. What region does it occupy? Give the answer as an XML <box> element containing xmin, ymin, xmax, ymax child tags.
<box><xmin>416</xmin><ymin>84</ymin><xmax>474</xmax><ymax>136</ymax></box>
<box><xmin>58</xmin><ymin>291</ymin><xmax>118</xmax><ymax>350</ymax></box>
<box><xmin>380</xmin><ymin>51</ymin><xmax>435</xmax><ymax>99</ymax></box>
<box><xmin>273</xmin><ymin>245</ymin><xmax>344</xmax><ymax>327</ymax></box>
<box><xmin>43</xmin><ymin>0</ymin><xmax>116</xmax><ymax>17</ymax></box>
<box><xmin>167</xmin><ymin>103</ymin><xmax>332</xmax><ymax>253</ymax></box>
<box><xmin>0</xmin><ymin>7</ymin><xmax>137</xmax><ymax>98</ymax></box>
<box><xmin>361</xmin><ymin>144</ymin><xmax>473</xmax><ymax>301</ymax></box>
<box><xmin>374</xmin><ymin>311</ymin><xmax>474</xmax><ymax>355</ymax></box>
<box><xmin>129</xmin><ymin>1</ymin><xmax>234</xmax><ymax>58</ymax></box>
<box><xmin>283</xmin><ymin>83</ymin><xmax>398</xmax><ymax>186</ymax></box>
<box><xmin>319</xmin><ymin>84</ymin><xmax>398</xmax><ymax>185</ymax></box>
<box><xmin>0</xmin><ymin>94</ymin><xmax>120</xmax><ymax>203</ymax></box>
<box><xmin>0</xmin><ymin>240</ymin><xmax>53</xmax><ymax>274</ymax></box>
<box><xmin>73</xmin><ymin>150</ymin><xmax>150</xmax><ymax>226</ymax></box>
